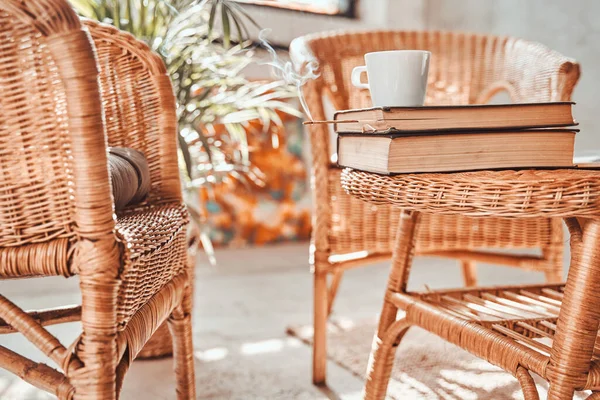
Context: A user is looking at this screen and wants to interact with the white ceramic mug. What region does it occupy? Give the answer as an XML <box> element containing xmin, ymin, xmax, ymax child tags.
<box><xmin>351</xmin><ymin>50</ymin><xmax>431</xmax><ymax>107</ymax></box>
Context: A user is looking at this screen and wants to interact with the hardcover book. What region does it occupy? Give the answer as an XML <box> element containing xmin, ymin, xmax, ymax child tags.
<box><xmin>333</xmin><ymin>102</ymin><xmax>576</xmax><ymax>134</ymax></box>
<box><xmin>337</xmin><ymin>129</ymin><xmax>577</xmax><ymax>174</ymax></box>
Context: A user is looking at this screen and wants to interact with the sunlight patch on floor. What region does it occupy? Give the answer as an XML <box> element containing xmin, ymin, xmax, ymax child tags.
<box><xmin>0</xmin><ymin>377</ymin><xmax>52</xmax><ymax>400</ymax></box>
<box><xmin>194</xmin><ymin>337</ymin><xmax>305</xmax><ymax>362</ymax></box>
<box><xmin>240</xmin><ymin>337</ymin><xmax>302</xmax><ymax>355</ymax></box>
<box><xmin>194</xmin><ymin>347</ymin><xmax>229</xmax><ymax>362</ymax></box>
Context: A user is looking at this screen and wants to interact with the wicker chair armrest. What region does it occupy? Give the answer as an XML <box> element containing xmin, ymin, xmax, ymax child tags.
<box><xmin>0</xmin><ymin>5</ymin><xmax>121</xmax><ymax>395</ymax></box>
<box><xmin>526</xmin><ymin>45</ymin><xmax>580</xmax><ymax>101</ymax></box>
<box><xmin>83</xmin><ymin>19</ymin><xmax>182</xmax><ymax>203</ymax></box>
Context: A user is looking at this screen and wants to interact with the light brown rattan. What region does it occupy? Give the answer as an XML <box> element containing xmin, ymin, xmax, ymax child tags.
<box><xmin>341</xmin><ymin>168</ymin><xmax>600</xmax><ymax>400</ymax></box>
<box><xmin>0</xmin><ymin>2</ymin><xmax>195</xmax><ymax>399</ymax></box>
<box><xmin>289</xmin><ymin>30</ymin><xmax>580</xmax><ymax>384</ymax></box>
<box><xmin>138</xmin><ymin>226</ymin><xmax>200</xmax><ymax>359</ymax></box>
<box><xmin>341</xmin><ymin>169</ymin><xmax>600</xmax><ymax>218</ymax></box>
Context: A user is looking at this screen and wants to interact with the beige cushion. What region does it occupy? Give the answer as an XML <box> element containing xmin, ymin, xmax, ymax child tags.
<box><xmin>108</xmin><ymin>147</ymin><xmax>151</xmax><ymax>210</ymax></box>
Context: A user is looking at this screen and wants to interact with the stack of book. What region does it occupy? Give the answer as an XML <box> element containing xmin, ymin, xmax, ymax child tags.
<box><xmin>334</xmin><ymin>102</ymin><xmax>578</xmax><ymax>174</ymax></box>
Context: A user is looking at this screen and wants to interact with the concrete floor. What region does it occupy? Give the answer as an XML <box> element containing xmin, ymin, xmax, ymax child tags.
<box><xmin>0</xmin><ymin>242</ymin><xmax>568</xmax><ymax>399</ymax></box>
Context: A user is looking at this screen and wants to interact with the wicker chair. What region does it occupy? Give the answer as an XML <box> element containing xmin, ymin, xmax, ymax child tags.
<box><xmin>0</xmin><ymin>1</ymin><xmax>195</xmax><ymax>399</ymax></box>
<box><xmin>289</xmin><ymin>30</ymin><xmax>580</xmax><ymax>384</ymax></box>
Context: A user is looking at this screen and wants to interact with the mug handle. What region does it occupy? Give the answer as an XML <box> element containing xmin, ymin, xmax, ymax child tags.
<box><xmin>351</xmin><ymin>66</ymin><xmax>369</xmax><ymax>89</ymax></box>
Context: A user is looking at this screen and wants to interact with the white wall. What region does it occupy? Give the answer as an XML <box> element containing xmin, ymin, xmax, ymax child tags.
<box><xmin>245</xmin><ymin>0</ymin><xmax>599</xmax><ymax>152</ymax></box>
<box><xmin>423</xmin><ymin>0</ymin><xmax>600</xmax><ymax>153</ymax></box>
<box><xmin>244</xmin><ymin>0</ymin><xmax>424</xmax><ymax>45</ymax></box>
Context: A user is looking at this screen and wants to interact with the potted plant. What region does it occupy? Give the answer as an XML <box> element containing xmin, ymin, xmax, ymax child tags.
<box><xmin>72</xmin><ymin>0</ymin><xmax>303</xmax><ymax>262</ymax></box>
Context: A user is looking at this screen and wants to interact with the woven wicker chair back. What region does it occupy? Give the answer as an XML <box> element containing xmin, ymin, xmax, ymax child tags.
<box><xmin>87</xmin><ymin>21</ymin><xmax>178</xmax><ymax>202</ymax></box>
<box><xmin>302</xmin><ymin>30</ymin><xmax>578</xmax><ymax>111</ymax></box>
<box><xmin>0</xmin><ymin>9</ymin><xmax>102</xmax><ymax>248</ymax></box>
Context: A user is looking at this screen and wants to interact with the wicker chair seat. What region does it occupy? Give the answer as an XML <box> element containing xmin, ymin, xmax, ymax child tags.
<box><xmin>115</xmin><ymin>202</ymin><xmax>188</xmax><ymax>327</ymax></box>
<box><xmin>0</xmin><ymin>202</ymin><xmax>188</xmax><ymax>328</ymax></box>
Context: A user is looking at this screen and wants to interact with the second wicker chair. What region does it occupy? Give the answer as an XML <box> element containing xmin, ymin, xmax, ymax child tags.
<box><xmin>289</xmin><ymin>30</ymin><xmax>581</xmax><ymax>384</ymax></box>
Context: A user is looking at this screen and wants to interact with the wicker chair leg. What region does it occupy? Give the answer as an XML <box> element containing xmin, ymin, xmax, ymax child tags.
<box><xmin>364</xmin><ymin>210</ymin><xmax>420</xmax><ymax>400</ymax></box>
<box><xmin>543</xmin><ymin>245</ymin><xmax>564</xmax><ymax>283</ymax></box>
<box><xmin>547</xmin><ymin>219</ymin><xmax>600</xmax><ymax>400</ymax></box>
<box><xmin>544</xmin><ymin>269</ymin><xmax>563</xmax><ymax>284</ymax></box>
<box><xmin>115</xmin><ymin>354</ymin><xmax>129</xmax><ymax>397</ymax></box>
<box><xmin>460</xmin><ymin>260</ymin><xmax>477</xmax><ymax>287</ymax></box>
<box><xmin>543</xmin><ymin>218</ymin><xmax>565</xmax><ymax>284</ymax></box>
<box><xmin>71</xmin><ymin>241</ymin><xmax>121</xmax><ymax>400</ymax></box>
<box><xmin>516</xmin><ymin>366</ymin><xmax>540</xmax><ymax>400</ymax></box>
<box><xmin>168</xmin><ymin>282</ymin><xmax>196</xmax><ymax>400</ymax></box>
<box><xmin>313</xmin><ymin>267</ymin><xmax>329</xmax><ymax>385</ymax></box>
<box><xmin>327</xmin><ymin>269</ymin><xmax>344</xmax><ymax>315</ymax></box>
<box><xmin>363</xmin><ymin>319</ymin><xmax>411</xmax><ymax>400</ymax></box>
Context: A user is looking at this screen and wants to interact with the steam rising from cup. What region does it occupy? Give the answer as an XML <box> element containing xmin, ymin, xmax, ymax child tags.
<box><xmin>258</xmin><ymin>29</ymin><xmax>319</xmax><ymax>121</ymax></box>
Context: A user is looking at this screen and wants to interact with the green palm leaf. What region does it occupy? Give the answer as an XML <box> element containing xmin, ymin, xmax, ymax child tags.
<box><xmin>71</xmin><ymin>0</ymin><xmax>303</xmax><ymax>255</ymax></box>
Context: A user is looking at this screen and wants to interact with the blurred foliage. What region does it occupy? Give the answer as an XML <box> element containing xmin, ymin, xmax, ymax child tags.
<box><xmin>72</xmin><ymin>0</ymin><xmax>302</xmax><ymax>262</ymax></box>
<box><xmin>72</xmin><ymin>0</ymin><xmax>301</xmax><ymax>184</ymax></box>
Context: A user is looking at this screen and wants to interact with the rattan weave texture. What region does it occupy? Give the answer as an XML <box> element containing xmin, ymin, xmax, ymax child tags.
<box><xmin>328</xmin><ymin>168</ymin><xmax>559</xmax><ymax>253</ymax></box>
<box><xmin>0</xmin><ymin>9</ymin><xmax>76</xmax><ymax>248</ymax></box>
<box><xmin>341</xmin><ymin>169</ymin><xmax>600</xmax><ymax>218</ymax></box>
<box><xmin>0</xmin><ymin>1</ymin><xmax>196</xmax><ymax>398</ymax></box>
<box><xmin>115</xmin><ymin>203</ymin><xmax>188</xmax><ymax>327</ymax></box>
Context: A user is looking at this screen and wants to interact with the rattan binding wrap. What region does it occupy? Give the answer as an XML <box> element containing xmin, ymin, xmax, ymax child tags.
<box><xmin>0</xmin><ymin>2</ymin><xmax>195</xmax><ymax>398</ymax></box>
<box><xmin>289</xmin><ymin>30</ymin><xmax>580</xmax><ymax>384</ymax></box>
<box><xmin>340</xmin><ymin>168</ymin><xmax>600</xmax><ymax>399</ymax></box>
